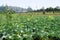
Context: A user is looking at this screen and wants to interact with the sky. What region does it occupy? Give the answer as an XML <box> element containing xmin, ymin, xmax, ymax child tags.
<box><xmin>0</xmin><ymin>0</ymin><xmax>60</xmax><ymax>10</ymax></box>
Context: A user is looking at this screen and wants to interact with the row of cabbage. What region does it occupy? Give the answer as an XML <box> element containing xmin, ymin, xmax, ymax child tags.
<box><xmin>0</xmin><ymin>14</ymin><xmax>60</xmax><ymax>40</ymax></box>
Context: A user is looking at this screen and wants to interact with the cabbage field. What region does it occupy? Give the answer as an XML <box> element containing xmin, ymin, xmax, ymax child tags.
<box><xmin>0</xmin><ymin>13</ymin><xmax>60</xmax><ymax>40</ymax></box>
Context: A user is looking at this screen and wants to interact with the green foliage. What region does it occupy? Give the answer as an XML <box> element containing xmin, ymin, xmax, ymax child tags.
<box><xmin>0</xmin><ymin>13</ymin><xmax>60</xmax><ymax>40</ymax></box>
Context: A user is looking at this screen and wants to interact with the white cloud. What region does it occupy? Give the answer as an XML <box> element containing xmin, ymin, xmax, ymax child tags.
<box><xmin>0</xmin><ymin>0</ymin><xmax>60</xmax><ymax>10</ymax></box>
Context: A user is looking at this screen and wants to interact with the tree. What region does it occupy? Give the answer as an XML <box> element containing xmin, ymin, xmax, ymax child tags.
<box><xmin>54</xmin><ymin>6</ymin><xmax>60</xmax><ymax>12</ymax></box>
<box><xmin>45</xmin><ymin>7</ymin><xmax>53</xmax><ymax>12</ymax></box>
<box><xmin>41</xmin><ymin>7</ymin><xmax>45</xmax><ymax>14</ymax></box>
<box><xmin>5</xmin><ymin>5</ymin><xmax>15</xmax><ymax>14</ymax></box>
<box><xmin>27</xmin><ymin>7</ymin><xmax>32</xmax><ymax>12</ymax></box>
<box><xmin>45</xmin><ymin>7</ymin><xmax>54</xmax><ymax>13</ymax></box>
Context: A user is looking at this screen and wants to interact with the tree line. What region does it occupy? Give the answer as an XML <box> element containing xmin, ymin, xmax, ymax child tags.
<box><xmin>33</xmin><ymin>6</ymin><xmax>60</xmax><ymax>12</ymax></box>
<box><xmin>0</xmin><ymin>6</ymin><xmax>60</xmax><ymax>14</ymax></box>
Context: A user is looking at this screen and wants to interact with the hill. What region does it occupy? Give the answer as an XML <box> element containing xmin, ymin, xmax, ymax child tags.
<box><xmin>0</xmin><ymin>6</ymin><xmax>32</xmax><ymax>13</ymax></box>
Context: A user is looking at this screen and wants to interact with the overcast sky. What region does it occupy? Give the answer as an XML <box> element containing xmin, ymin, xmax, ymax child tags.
<box><xmin>0</xmin><ymin>0</ymin><xmax>60</xmax><ymax>10</ymax></box>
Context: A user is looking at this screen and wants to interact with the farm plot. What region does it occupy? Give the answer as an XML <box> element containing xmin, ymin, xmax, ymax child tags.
<box><xmin>0</xmin><ymin>14</ymin><xmax>60</xmax><ymax>40</ymax></box>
